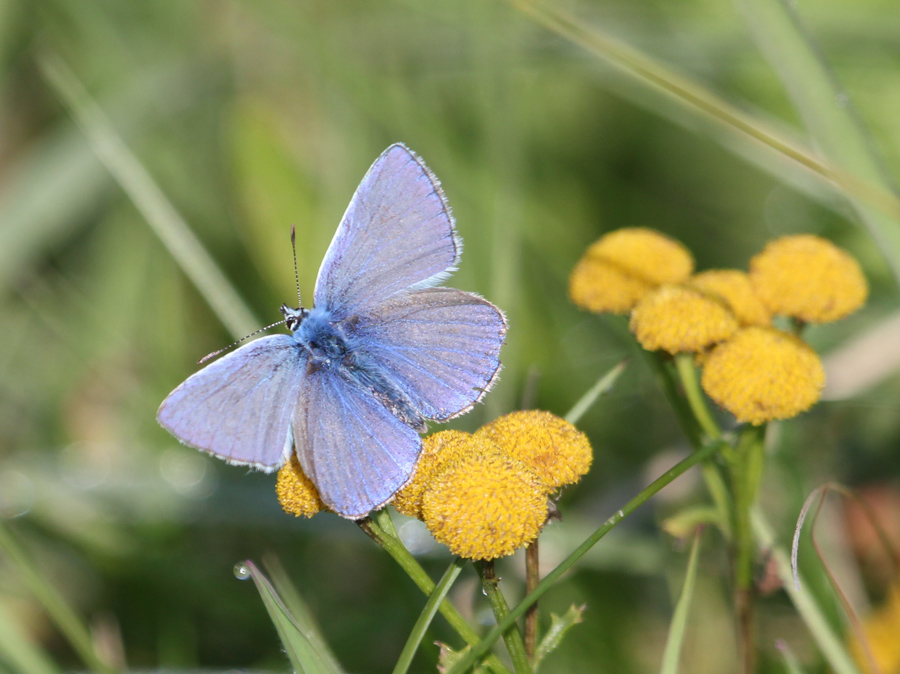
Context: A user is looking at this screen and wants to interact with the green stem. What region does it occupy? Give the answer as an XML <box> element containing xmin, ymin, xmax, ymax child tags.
<box><xmin>478</xmin><ymin>561</ymin><xmax>532</xmax><ymax>674</ymax></box>
<box><xmin>646</xmin><ymin>352</ymin><xmax>703</xmax><ymax>447</ymax></box>
<box><xmin>730</xmin><ymin>424</ymin><xmax>766</xmax><ymax>674</ymax></box>
<box><xmin>651</xmin><ymin>352</ymin><xmax>733</xmax><ymax>537</ymax></box>
<box><xmin>674</xmin><ymin>353</ymin><xmax>721</xmax><ymax>441</ymax></box>
<box><xmin>0</xmin><ymin>523</ymin><xmax>119</xmax><ymax>674</ymax></box>
<box><xmin>444</xmin><ymin>439</ymin><xmax>725</xmax><ymax>674</ymax></box>
<box><xmin>362</xmin><ymin>510</ymin><xmax>512</xmax><ymax>674</ymax></box>
<box><xmin>524</xmin><ymin>539</ymin><xmax>540</xmax><ymax>660</ymax></box>
<box><xmin>392</xmin><ymin>557</ymin><xmax>466</xmax><ymax>674</ymax></box>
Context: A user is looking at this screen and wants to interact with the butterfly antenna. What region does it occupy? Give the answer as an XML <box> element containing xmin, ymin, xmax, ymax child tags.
<box><xmin>198</xmin><ymin>319</ymin><xmax>287</xmax><ymax>364</ymax></box>
<box><xmin>291</xmin><ymin>224</ymin><xmax>302</xmax><ymax>306</ymax></box>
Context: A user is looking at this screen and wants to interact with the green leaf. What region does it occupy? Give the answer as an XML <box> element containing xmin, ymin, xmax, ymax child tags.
<box><xmin>243</xmin><ymin>560</ymin><xmax>344</xmax><ymax>674</ymax></box>
<box><xmin>659</xmin><ymin>530</ymin><xmax>702</xmax><ymax>674</ymax></box>
<box><xmin>661</xmin><ymin>506</ymin><xmax>723</xmax><ymax>540</ymax></box>
<box><xmin>437</xmin><ymin>644</ymin><xmax>490</xmax><ymax>674</ymax></box>
<box><xmin>533</xmin><ymin>605</ymin><xmax>585</xmax><ymax>671</ymax></box>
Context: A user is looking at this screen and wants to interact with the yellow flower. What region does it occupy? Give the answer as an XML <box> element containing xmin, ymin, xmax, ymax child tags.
<box><xmin>569</xmin><ymin>257</ymin><xmax>656</xmax><ymax>314</ymax></box>
<box><xmin>849</xmin><ymin>584</ymin><xmax>900</xmax><ymax>674</ymax></box>
<box><xmin>630</xmin><ymin>285</ymin><xmax>739</xmax><ymax>353</ymax></box>
<box><xmin>476</xmin><ymin>410</ymin><xmax>592</xmax><ymax>492</ymax></box>
<box><xmin>392</xmin><ymin>430</ymin><xmax>478</xmax><ymax>519</ymax></box>
<box><xmin>749</xmin><ymin>234</ymin><xmax>868</xmax><ymax>323</ymax></box>
<box><xmin>421</xmin><ymin>450</ymin><xmax>547</xmax><ymax>560</ymax></box>
<box><xmin>688</xmin><ymin>270</ymin><xmax>770</xmax><ymax>327</ymax></box>
<box><xmin>569</xmin><ymin>228</ymin><xmax>694</xmax><ymax>314</ymax></box>
<box><xmin>700</xmin><ymin>326</ymin><xmax>825</xmax><ymax>425</ymax></box>
<box><xmin>276</xmin><ymin>456</ymin><xmax>326</xmax><ymax>518</ymax></box>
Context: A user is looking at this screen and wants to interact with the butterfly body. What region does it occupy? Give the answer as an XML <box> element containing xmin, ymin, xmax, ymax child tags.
<box><xmin>285</xmin><ymin>304</ymin><xmax>426</xmax><ymax>431</ymax></box>
<box><xmin>158</xmin><ymin>144</ymin><xmax>506</xmax><ymax>519</ymax></box>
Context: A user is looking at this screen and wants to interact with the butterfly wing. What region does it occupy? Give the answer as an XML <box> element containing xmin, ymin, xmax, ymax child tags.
<box><xmin>292</xmin><ymin>366</ymin><xmax>421</xmax><ymax>519</ymax></box>
<box><xmin>157</xmin><ymin>335</ymin><xmax>305</xmax><ymax>469</ymax></box>
<box><xmin>358</xmin><ymin>287</ymin><xmax>507</xmax><ymax>422</ymax></box>
<box><xmin>314</xmin><ymin>144</ymin><xmax>459</xmax><ymax>319</ymax></box>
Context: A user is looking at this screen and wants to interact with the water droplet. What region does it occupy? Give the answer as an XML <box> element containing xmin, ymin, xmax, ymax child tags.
<box><xmin>233</xmin><ymin>563</ymin><xmax>251</xmax><ymax>580</ymax></box>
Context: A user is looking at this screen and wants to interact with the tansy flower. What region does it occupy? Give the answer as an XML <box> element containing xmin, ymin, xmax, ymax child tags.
<box><xmin>476</xmin><ymin>410</ymin><xmax>592</xmax><ymax>492</ymax></box>
<box><xmin>392</xmin><ymin>430</ymin><xmax>479</xmax><ymax>519</ymax></box>
<box><xmin>276</xmin><ymin>456</ymin><xmax>326</xmax><ymax>518</ymax></box>
<box><xmin>700</xmin><ymin>326</ymin><xmax>825</xmax><ymax>425</ymax></box>
<box><xmin>688</xmin><ymin>269</ymin><xmax>770</xmax><ymax>327</ymax></box>
<box><xmin>569</xmin><ymin>228</ymin><xmax>694</xmax><ymax>314</ymax></box>
<box><xmin>421</xmin><ymin>449</ymin><xmax>547</xmax><ymax>560</ymax></box>
<box><xmin>630</xmin><ymin>285</ymin><xmax>739</xmax><ymax>353</ymax></box>
<box><xmin>749</xmin><ymin>234</ymin><xmax>868</xmax><ymax>323</ymax></box>
<box><xmin>848</xmin><ymin>583</ymin><xmax>900</xmax><ymax>674</ymax></box>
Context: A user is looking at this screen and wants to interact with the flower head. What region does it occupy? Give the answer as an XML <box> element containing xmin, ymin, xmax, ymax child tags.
<box><xmin>630</xmin><ymin>285</ymin><xmax>739</xmax><ymax>353</ymax></box>
<box><xmin>700</xmin><ymin>326</ymin><xmax>825</xmax><ymax>424</ymax></box>
<box><xmin>421</xmin><ymin>450</ymin><xmax>547</xmax><ymax>560</ymax></box>
<box><xmin>276</xmin><ymin>456</ymin><xmax>326</xmax><ymax>518</ymax></box>
<box><xmin>392</xmin><ymin>430</ymin><xmax>479</xmax><ymax>519</ymax></box>
<box><xmin>569</xmin><ymin>228</ymin><xmax>694</xmax><ymax>314</ymax></box>
<box><xmin>688</xmin><ymin>269</ymin><xmax>770</xmax><ymax>327</ymax></box>
<box><xmin>749</xmin><ymin>234</ymin><xmax>868</xmax><ymax>323</ymax></box>
<box><xmin>476</xmin><ymin>410</ymin><xmax>592</xmax><ymax>492</ymax></box>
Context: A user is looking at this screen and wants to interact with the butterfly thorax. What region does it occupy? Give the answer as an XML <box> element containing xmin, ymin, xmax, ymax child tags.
<box><xmin>282</xmin><ymin>304</ymin><xmax>427</xmax><ymax>432</ymax></box>
<box><xmin>285</xmin><ymin>306</ymin><xmax>353</xmax><ymax>365</ymax></box>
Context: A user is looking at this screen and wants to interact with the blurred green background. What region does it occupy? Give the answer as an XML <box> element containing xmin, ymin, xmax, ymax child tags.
<box><xmin>2</xmin><ymin>1</ymin><xmax>900</xmax><ymax>672</ymax></box>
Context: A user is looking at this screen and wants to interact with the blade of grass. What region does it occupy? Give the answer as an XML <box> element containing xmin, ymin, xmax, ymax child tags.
<box><xmin>0</xmin><ymin>598</ymin><xmax>60</xmax><ymax>674</ymax></box>
<box><xmin>261</xmin><ymin>556</ymin><xmax>343</xmax><ymax>674</ymax></box>
<box><xmin>564</xmin><ymin>359</ymin><xmax>627</xmax><ymax>424</ymax></box>
<box><xmin>444</xmin><ymin>439</ymin><xmax>725</xmax><ymax>674</ymax></box>
<box><xmin>38</xmin><ymin>54</ymin><xmax>259</xmax><ymax>339</ymax></box>
<box><xmin>505</xmin><ymin>0</ymin><xmax>900</xmax><ymax>247</ymax></box>
<box><xmin>751</xmin><ymin>510</ymin><xmax>863</xmax><ymax>674</ymax></box>
<box><xmin>0</xmin><ymin>523</ymin><xmax>117</xmax><ymax>674</ymax></box>
<box><xmin>243</xmin><ymin>560</ymin><xmax>343</xmax><ymax>674</ymax></box>
<box><xmin>735</xmin><ymin>0</ymin><xmax>900</xmax><ymax>283</ymax></box>
<box><xmin>392</xmin><ymin>557</ymin><xmax>466</xmax><ymax>674</ymax></box>
<box><xmin>659</xmin><ymin>528</ymin><xmax>702</xmax><ymax>674</ymax></box>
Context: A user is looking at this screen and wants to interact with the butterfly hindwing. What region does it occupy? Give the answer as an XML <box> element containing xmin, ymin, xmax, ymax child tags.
<box><xmin>314</xmin><ymin>144</ymin><xmax>459</xmax><ymax>319</ymax></box>
<box><xmin>157</xmin><ymin>335</ymin><xmax>305</xmax><ymax>469</ymax></box>
<box><xmin>292</xmin><ymin>366</ymin><xmax>421</xmax><ymax>519</ymax></box>
<box><xmin>358</xmin><ymin>287</ymin><xmax>507</xmax><ymax>422</ymax></box>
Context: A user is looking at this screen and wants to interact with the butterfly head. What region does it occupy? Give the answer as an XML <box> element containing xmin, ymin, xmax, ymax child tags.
<box><xmin>280</xmin><ymin>305</ymin><xmax>309</xmax><ymax>332</ymax></box>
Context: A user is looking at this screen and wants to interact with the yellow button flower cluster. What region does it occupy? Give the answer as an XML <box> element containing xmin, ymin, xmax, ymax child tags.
<box><xmin>276</xmin><ymin>455</ymin><xmax>326</xmax><ymax>518</ymax></box>
<box><xmin>569</xmin><ymin>228</ymin><xmax>694</xmax><ymax>314</ymax></box>
<box><xmin>570</xmin><ymin>230</ymin><xmax>868</xmax><ymax>424</ymax></box>
<box><xmin>275</xmin><ymin>411</ymin><xmax>594</xmax><ymax>560</ymax></box>
<box><xmin>396</xmin><ymin>410</ymin><xmax>593</xmax><ymax>560</ymax></box>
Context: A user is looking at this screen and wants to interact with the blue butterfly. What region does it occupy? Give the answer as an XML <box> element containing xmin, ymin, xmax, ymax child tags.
<box><xmin>157</xmin><ymin>144</ymin><xmax>507</xmax><ymax>519</ymax></box>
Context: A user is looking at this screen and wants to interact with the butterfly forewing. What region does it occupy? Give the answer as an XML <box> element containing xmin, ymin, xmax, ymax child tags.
<box><xmin>314</xmin><ymin>144</ymin><xmax>459</xmax><ymax>318</ymax></box>
<box><xmin>292</xmin><ymin>367</ymin><xmax>421</xmax><ymax>519</ymax></box>
<box><xmin>157</xmin><ymin>335</ymin><xmax>305</xmax><ymax>469</ymax></box>
<box><xmin>359</xmin><ymin>288</ymin><xmax>506</xmax><ymax>421</ymax></box>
